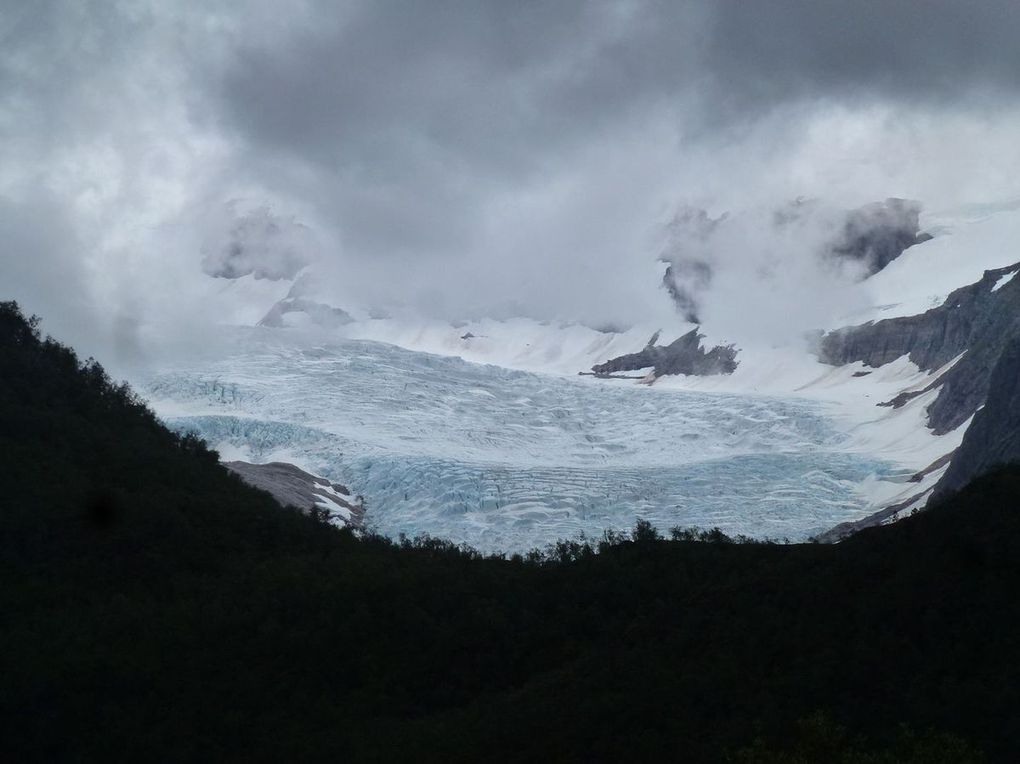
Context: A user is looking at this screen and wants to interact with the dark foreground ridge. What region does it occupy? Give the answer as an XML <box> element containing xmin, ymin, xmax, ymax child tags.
<box><xmin>1</xmin><ymin>301</ymin><xmax>1017</xmax><ymax>762</ymax></box>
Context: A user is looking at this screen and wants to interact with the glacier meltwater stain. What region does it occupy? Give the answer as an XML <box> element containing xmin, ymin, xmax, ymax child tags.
<box><xmin>143</xmin><ymin>329</ymin><xmax>894</xmax><ymax>553</ymax></box>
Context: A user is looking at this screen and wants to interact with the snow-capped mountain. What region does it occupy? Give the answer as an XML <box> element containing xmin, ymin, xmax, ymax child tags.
<box><xmin>135</xmin><ymin>200</ymin><xmax>1020</xmax><ymax>549</ymax></box>
<box><xmin>628</xmin><ymin>200</ymin><xmax>1020</xmax><ymax>536</ymax></box>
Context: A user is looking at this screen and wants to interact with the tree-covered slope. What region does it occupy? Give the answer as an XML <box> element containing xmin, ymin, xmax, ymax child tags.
<box><xmin>1</xmin><ymin>301</ymin><xmax>1016</xmax><ymax>762</ymax></box>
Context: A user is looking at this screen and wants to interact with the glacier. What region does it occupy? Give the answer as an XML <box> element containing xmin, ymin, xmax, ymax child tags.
<box><xmin>140</xmin><ymin>328</ymin><xmax>897</xmax><ymax>553</ymax></box>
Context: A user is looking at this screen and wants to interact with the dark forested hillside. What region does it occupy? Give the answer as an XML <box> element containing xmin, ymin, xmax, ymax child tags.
<box><xmin>1</xmin><ymin>300</ymin><xmax>1017</xmax><ymax>762</ymax></box>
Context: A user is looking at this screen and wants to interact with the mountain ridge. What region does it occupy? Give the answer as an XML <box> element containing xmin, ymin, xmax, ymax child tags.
<box><xmin>1</xmin><ymin>298</ymin><xmax>1018</xmax><ymax>761</ymax></box>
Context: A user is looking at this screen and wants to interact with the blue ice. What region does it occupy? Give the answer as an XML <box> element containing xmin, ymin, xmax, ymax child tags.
<box><xmin>144</xmin><ymin>329</ymin><xmax>893</xmax><ymax>553</ymax></box>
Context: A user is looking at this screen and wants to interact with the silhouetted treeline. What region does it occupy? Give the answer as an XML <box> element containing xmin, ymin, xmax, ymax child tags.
<box><xmin>1</xmin><ymin>300</ymin><xmax>1014</xmax><ymax>762</ymax></box>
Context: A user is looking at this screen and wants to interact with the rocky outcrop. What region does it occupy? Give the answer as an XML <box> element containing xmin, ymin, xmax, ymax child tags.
<box><xmin>591</xmin><ymin>328</ymin><xmax>737</xmax><ymax>378</ymax></box>
<box><xmin>225</xmin><ymin>461</ymin><xmax>364</xmax><ymax>527</ymax></box>
<box><xmin>821</xmin><ymin>262</ymin><xmax>1020</xmax><ymax>434</ymax></box>
<box><xmin>831</xmin><ymin>198</ymin><xmax>926</xmax><ymax>275</ymax></box>
<box><xmin>931</xmin><ymin>338</ymin><xmax>1020</xmax><ymax>499</ymax></box>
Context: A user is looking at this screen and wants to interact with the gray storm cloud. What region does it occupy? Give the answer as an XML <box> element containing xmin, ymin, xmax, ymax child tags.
<box><xmin>212</xmin><ymin>0</ymin><xmax>1020</xmax><ymax>264</ymax></box>
<box><xmin>1</xmin><ymin>0</ymin><xmax>1020</xmax><ymax>351</ymax></box>
<box><xmin>0</xmin><ymin>189</ymin><xmax>95</xmax><ymax>350</ymax></box>
<box><xmin>702</xmin><ymin>0</ymin><xmax>1020</xmax><ymax>116</ymax></box>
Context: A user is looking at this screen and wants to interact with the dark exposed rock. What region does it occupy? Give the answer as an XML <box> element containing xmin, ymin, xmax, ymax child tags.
<box><xmin>224</xmin><ymin>460</ymin><xmax>364</xmax><ymax>527</ymax></box>
<box><xmin>591</xmin><ymin>328</ymin><xmax>737</xmax><ymax>378</ymax></box>
<box><xmin>818</xmin><ymin>262</ymin><xmax>1020</xmax><ymax>537</ymax></box>
<box><xmin>876</xmin><ymin>388</ymin><xmax>931</xmax><ymax>409</ymax></box>
<box><xmin>932</xmin><ymin>338</ymin><xmax>1020</xmax><ymax>499</ymax></box>
<box><xmin>820</xmin><ymin>262</ymin><xmax>1020</xmax><ymax>434</ymax></box>
<box><xmin>460</xmin><ymin>332</ymin><xmax>475</xmax><ymax>340</ymax></box>
<box><xmin>909</xmin><ymin>451</ymin><xmax>956</xmax><ymax>482</ymax></box>
<box><xmin>831</xmin><ymin>198</ymin><xmax>925</xmax><ymax>276</ymax></box>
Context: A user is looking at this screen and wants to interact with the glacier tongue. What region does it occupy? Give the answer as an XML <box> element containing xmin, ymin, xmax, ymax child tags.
<box><xmin>140</xmin><ymin>328</ymin><xmax>893</xmax><ymax>553</ymax></box>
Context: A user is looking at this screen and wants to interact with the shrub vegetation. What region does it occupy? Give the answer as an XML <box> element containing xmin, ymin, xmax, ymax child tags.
<box><xmin>1</xmin><ymin>301</ymin><xmax>1014</xmax><ymax>762</ymax></box>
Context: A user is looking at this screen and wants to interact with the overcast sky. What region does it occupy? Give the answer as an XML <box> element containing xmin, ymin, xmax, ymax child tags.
<box><xmin>2</xmin><ymin>0</ymin><xmax>1020</xmax><ymax>358</ymax></box>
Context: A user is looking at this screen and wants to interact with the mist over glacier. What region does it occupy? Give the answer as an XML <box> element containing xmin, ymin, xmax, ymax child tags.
<box><xmin>4</xmin><ymin>2</ymin><xmax>1020</xmax><ymax>553</ymax></box>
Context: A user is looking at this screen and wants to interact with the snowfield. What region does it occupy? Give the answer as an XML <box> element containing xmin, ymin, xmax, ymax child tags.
<box><xmin>838</xmin><ymin>199</ymin><xmax>1020</xmax><ymax>323</ymax></box>
<box><xmin>134</xmin><ymin>204</ymin><xmax>1020</xmax><ymax>551</ymax></box>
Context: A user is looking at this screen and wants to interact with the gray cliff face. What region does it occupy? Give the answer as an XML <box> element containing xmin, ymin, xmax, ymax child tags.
<box><xmin>224</xmin><ymin>461</ymin><xmax>364</xmax><ymax>527</ymax></box>
<box><xmin>821</xmin><ymin>262</ymin><xmax>1020</xmax><ymax>434</ymax></box>
<box><xmin>932</xmin><ymin>338</ymin><xmax>1020</xmax><ymax>499</ymax></box>
<box><xmin>591</xmin><ymin>328</ymin><xmax>737</xmax><ymax>378</ymax></box>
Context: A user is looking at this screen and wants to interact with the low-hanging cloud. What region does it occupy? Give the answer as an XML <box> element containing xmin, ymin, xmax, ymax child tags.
<box><xmin>0</xmin><ymin>189</ymin><xmax>95</xmax><ymax>349</ymax></box>
<box><xmin>201</xmin><ymin>205</ymin><xmax>317</xmax><ymax>281</ymax></box>
<box><xmin>2</xmin><ymin>1</ymin><xmax>1020</xmax><ymax>355</ymax></box>
<box><xmin>659</xmin><ymin>200</ymin><xmax>876</xmax><ymax>342</ymax></box>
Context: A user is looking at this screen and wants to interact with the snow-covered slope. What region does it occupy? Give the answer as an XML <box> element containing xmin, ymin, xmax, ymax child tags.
<box><xmin>661</xmin><ymin>204</ymin><xmax>1020</xmax><ymax>529</ymax></box>
<box><xmin>135</xmin><ymin>202</ymin><xmax>1020</xmax><ymax>547</ymax></box>
<box><xmin>840</xmin><ymin>200</ymin><xmax>1020</xmax><ymax>323</ymax></box>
